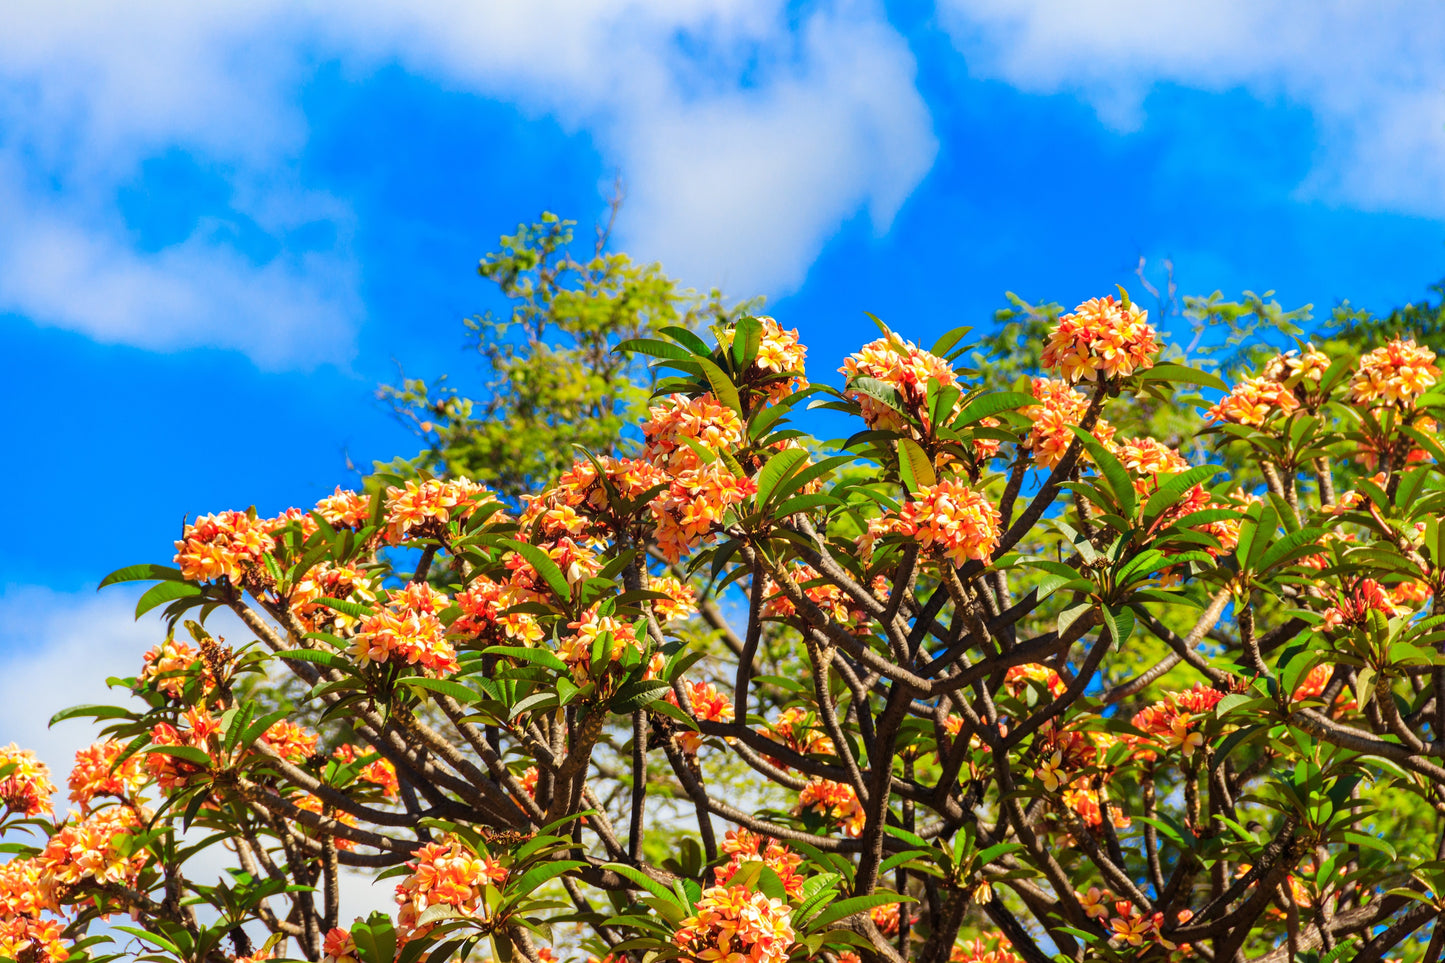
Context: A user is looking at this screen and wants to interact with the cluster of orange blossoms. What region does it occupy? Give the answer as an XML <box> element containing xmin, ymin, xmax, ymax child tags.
<box><xmin>1042</xmin><ymin>296</ymin><xmax>1159</xmax><ymax>384</ymax></box>
<box><xmin>714</xmin><ymin>830</ymin><xmax>805</xmax><ymax>898</ymax></box>
<box><xmin>292</xmin><ymin>563</ymin><xmax>376</xmax><ymax>633</ymax></box>
<box><xmin>139</xmin><ymin>638</ymin><xmax>209</xmax><ymax>697</ymax></box>
<box><xmin>1206</xmin><ymin>376</ymin><xmax>1300</xmax><ymax>427</ymax></box>
<box><xmin>1</xmin><ymin>805</ymin><xmax>147</xmax><ymax>963</ymax></box>
<box><xmin>0</xmin><ymin>745</ymin><xmax>55</xmax><ymax>818</ymax></box>
<box><xmin>795</xmin><ymin>778</ymin><xmax>865</xmax><ymax>837</ymax></box>
<box><xmin>383</xmin><ymin>478</ymin><xmax>497</xmax><ymax>542</ymax></box>
<box><xmin>761</xmin><ymin>563</ymin><xmax>870</xmax><ymax>630</ymax></box>
<box><xmin>330</xmin><ymin>745</ymin><xmax>400</xmax><ymax>797</ymax></box>
<box><xmin>762</xmin><ymin>708</ymin><xmax>835</xmax><ymax>768</ymax></box>
<box><xmin>1004</xmin><ymin>663</ymin><xmax>1066</xmax><ymax>700</ymax></box>
<box><xmin>1321</xmin><ymin>577</ymin><xmax>1404</xmax><ymax>631</ymax></box>
<box><xmin>394</xmin><ymin>835</ymin><xmax>507</xmax><ymax>942</ymax></box>
<box><xmin>1350</xmin><ymin>338</ymin><xmax>1439</xmax><ymax>405</ymax></box>
<box><xmin>67</xmin><ymin>740</ymin><xmax>145</xmax><ymax>812</ymax></box>
<box><xmin>1026</xmin><ymin>378</ymin><xmax>1115</xmax><ymax>469</ymax></box>
<box><xmin>555</xmin><ymin>607</ymin><xmax>650</xmax><ymax>684</ymax></box>
<box><xmin>949</xmin><ymin>938</ymin><xmax>1024</xmax><ymax>963</ymax></box>
<box><xmin>841</xmin><ymin>336</ymin><xmax>960</xmax><ymax>434</ymax></box>
<box><xmin>173</xmin><ymin>510</ymin><xmax>276</xmax><ymax>584</ymax></box>
<box><xmin>322</xmin><ymin>926</ymin><xmax>359</xmax><ymax>963</ymax></box>
<box><xmin>1291</xmin><ymin>664</ymin><xmax>1359</xmax><ymax>712</ymax></box>
<box><xmin>719</xmin><ymin>316</ymin><xmax>809</xmax><ymax>403</ymax></box>
<box><xmin>894</xmin><ymin>480</ymin><xmax>1003</xmax><ymax>567</ymax></box>
<box><xmin>1079</xmin><ymin>887</ymin><xmax>1194</xmax><ymax>956</ymax></box>
<box><xmin>666</xmin><ymin>681</ymin><xmax>734</xmax><ymax>753</ymax></box>
<box><xmin>354</xmin><ymin>582</ymin><xmax>458</xmax><ymax>675</ymax></box>
<box><xmin>1126</xmin><ymin>684</ymin><xmax>1227</xmax><ymax>762</ymax></box>
<box><xmin>671</xmin><ymin>883</ymin><xmax>795</xmax><ymax>963</ymax></box>
<box><xmin>262</xmin><ymin>719</ymin><xmax>319</xmax><ymax>763</ymax></box>
<box><xmin>147</xmin><ymin>706</ymin><xmax>220</xmax><ymax>792</ymax></box>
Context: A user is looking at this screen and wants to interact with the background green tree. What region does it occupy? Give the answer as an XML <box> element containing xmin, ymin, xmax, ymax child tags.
<box><xmin>378</xmin><ymin>205</ymin><xmax>759</xmax><ymax>499</ymax></box>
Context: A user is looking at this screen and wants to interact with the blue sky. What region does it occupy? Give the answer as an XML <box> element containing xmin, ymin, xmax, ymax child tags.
<box><xmin>2</xmin><ymin>0</ymin><xmax>1445</xmax><ymax>713</ymax></box>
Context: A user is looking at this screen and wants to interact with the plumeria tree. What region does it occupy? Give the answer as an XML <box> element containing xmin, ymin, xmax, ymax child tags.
<box><xmin>3</xmin><ymin>298</ymin><xmax>1445</xmax><ymax>963</ymax></box>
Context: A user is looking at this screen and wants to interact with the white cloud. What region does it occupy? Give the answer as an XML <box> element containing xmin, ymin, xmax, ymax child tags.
<box><xmin>940</xmin><ymin>0</ymin><xmax>1445</xmax><ymax>218</ymax></box>
<box><xmin>0</xmin><ymin>0</ymin><xmax>935</xmax><ymax>365</ymax></box>
<box><xmin>0</xmin><ymin>587</ymin><xmax>157</xmax><ymax>781</ymax></box>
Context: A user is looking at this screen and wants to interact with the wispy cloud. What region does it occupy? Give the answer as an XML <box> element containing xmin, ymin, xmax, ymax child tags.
<box><xmin>0</xmin><ymin>0</ymin><xmax>935</xmax><ymax>366</ymax></box>
<box><xmin>941</xmin><ymin>0</ymin><xmax>1445</xmax><ymax>217</ymax></box>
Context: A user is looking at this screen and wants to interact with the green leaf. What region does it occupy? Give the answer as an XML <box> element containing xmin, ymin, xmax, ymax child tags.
<box><xmin>400</xmin><ymin>677</ymin><xmax>480</xmax><ymax>704</ymax></box>
<box><xmin>275</xmin><ymin>649</ymin><xmax>349</xmax><ymax>668</ymax></box>
<box><xmin>99</xmin><ymin>563</ymin><xmax>184</xmax><ymax>589</ymax></box>
<box><xmin>616</xmin><ymin>338</ymin><xmax>695</xmax><ymax>361</ymax></box>
<box><xmin>897</xmin><ymin>438</ymin><xmax>936</xmax><ymax>492</ymax></box>
<box><xmin>482</xmin><ymin>646</ymin><xmax>570</xmax><ymax>675</ymax></box>
<box><xmin>953</xmin><ymin>391</ymin><xmax>1037</xmax><ymax>427</ymax></box>
<box><xmin>1139</xmin><ymin>363</ymin><xmax>1228</xmax><ymax>392</ymax></box>
<box><xmin>601</xmin><ymin>863</ymin><xmax>683</xmax><ymax>908</ymax></box>
<box><xmin>147</xmin><ymin>745</ymin><xmax>212</xmax><ymax>767</ymax></box>
<box><xmin>610</xmin><ymin>680</ymin><xmax>672</xmax><ymax>713</ymax></box>
<box><xmin>49</xmin><ymin>704</ymin><xmax>134</xmax><ymax>727</ymax></box>
<box><xmin>501</xmin><ymin>540</ymin><xmax>572</xmax><ymax>603</ymax></box>
<box><xmin>695</xmin><ymin>357</ymin><xmax>742</xmax><ymax>414</ymax></box>
<box><xmin>754</xmin><ymin>448</ymin><xmax>811</xmax><ymax>508</ymax></box>
<box><xmin>136</xmin><ymin>580</ymin><xmax>203</xmax><ymax>618</ymax></box>
<box><xmin>808</xmin><ymin>893</ymin><xmax>910</xmax><ymax>931</ymax></box>
<box><xmin>1070</xmin><ymin>426</ymin><xmax>1134</xmax><ymax>518</ymax></box>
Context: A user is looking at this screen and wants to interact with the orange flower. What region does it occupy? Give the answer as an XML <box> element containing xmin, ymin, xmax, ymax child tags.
<box><xmin>0</xmin><ymin>858</ymin><xmax>53</xmax><ymax>918</ymax></box>
<box><xmin>291</xmin><ymin>563</ymin><xmax>377</xmax><ymax>633</ymax></box>
<box><xmin>146</xmin><ymin>712</ymin><xmax>217</xmax><ymax>794</ymax></box>
<box><xmin>524</xmin><ymin>456</ymin><xmax>669</xmax><ymax>544</ymax></box>
<box><xmin>671</xmin><ymin>883</ymin><xmax>795</xmax><ymax>963</ymax></box>
<box><xmin>1026</xmin><ymin>378</ymin><xmax>1115</xmax><ymax>468</ymax></box>
<box><xmin>1042</xmin><ymin>295</ymin><xmax>1158</xmax><ymax>383</ymax></box>
<box><xmin>68</xmin><ymin>740</ymin><xmax>145</xmax><ymax>811</ymax></box>
<box><xmin>642</xmin><ymin>394</ymin><xmax>745</xmax><ymax>474</ymax></box>
<box><xmin>714</xmin><ymin>829</ymin><xmax>805</xmax><ymax>898</ymax></box>
<box><xmin>395</xmin><ymin>835</ymin><xmax>506</xmax><ymax>942</ymax></box>
<box><xmin>1351</xmin><ymin>338</ymin><xmax>1439</xmax><ymax>406</ymax></box>
<box><xmin>174</xmin><ymin>510</ymin><xmax>273</xmax><ymax>584</ymax></box>
<box><xmin>651</xmin><ymin>575</ymin><xmax>698</xmax><ymax>623</ymax></box>
<box><xmin>895</xmin><ymin>480</ymin><xmax>1001</xmax><ymax>567</ymax></box>
<box><xmin>762</xmin><ymin>707</ymin><xmax>835</xmax><ymax>768</ymax></box>
<box><xmin>951</xmin><ymin>938</ymin><xmax>1023</xmax><ymax>963</ymax></box>
<box><xmin>1261</xmin><ymin>344</ymin><xmax>1330</xmax><ymax>384</ymax></box>
<box><xmin>0</xmin><ymin>915</ymin><xmax>68</xmax><ymax>963</ymax></box>
<box><xmin>139</xmin><ymin>638</ymin><xmax>208</xmax><ymax>698</ymax></box>
<box><xmin>840</xmin><ymin>336</ymin><xmax>959</xmax><ymax>434</ymax></box>
<box><xmin>1126</xmin><ymin>684</ymin><xmax>1225</xmax><ymax>762</ymax></box>
<box><xmin>295</xmin><ymin>794</ymin><xmax>358</xmax><ymax>851</ymax></box>
<box><xmin>650</xmin><ymin>462</ymin><xmax>757</xmax><ymax>563</ymax></box>
<box><xmin>0</xmin><ymin>745</ymin><xmax>55</xmax><ymax>818</ymax></box>
<box><xmin>354</xmin><ymin>583</ymin><xmax>458</xmax><ymax>674</ymax></box>
<box><xmin>718</xmin><ymin>317</ymin><xmax>809</xmax><ymax>403</ymax></box>
<box><xmin>666</xmin><ymin>681</ymin><xmax>734</xmax><ymax>753</ymax></box>
<box><xmin>315</xmin><ymin>486</ymin><xmax>372</xmax><ymax>528</ymax></box>
<box><xmin>1290</xmin><ymin>663</ymin><xmax>1359</xmax><ymax>713</ymax></box>
<box><xmin>556</xmin><ymin>607</ymin><xmax>644</xmax><ymax>684</ymax></box>
<box><xmin>1207</xmin><ymin>377</ymin><xmax>1300</xmax><ymax>427</ymax></box>
<box><xmin>795</xmin><ymin>779</ymin><xmax>865</xmax><ymax>837</ymax></box>
<box><xmin>1322</xmin><ymin>578</ymin><xmax>1400</xmax><ymax>631</ymax></box>
<box><xmin>38</xmin><ymin>806</ymin><xmax>147</xmax><ymax>893</ymax></box>
<box><xmin>1004</xmin><ymin>663</ymin><xmax>1066</xmax><ymax>699</ymax></box>
<box><xmin>331</xmin><ymin>745</ymin><xmax>400</xmax><ymax>798</ymax></box>
<box><xmin>261</xmin><ymin>720</ymin><xmax>319</xmax><ymax>763</ymax></box>
<box><xmin>322</xmin><ymin>927</ymin><xmax>359</xmax><ymax>963</ymax></box>
<box><xmin>384</xmin><ymin>478</ymin><xmax>498</xmax><ymax>542</ymax></box>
